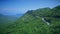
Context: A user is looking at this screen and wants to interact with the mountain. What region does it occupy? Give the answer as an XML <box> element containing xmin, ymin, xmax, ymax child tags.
<box><xmin>0</xmin><ymin>13</ymin><xmax>23</xmax><ymax>24</ymax></box>
<box><xmin>16</xmin><ymin>14</ymin><xmax>23</xmax><ymax>18</ymax></box>
<box><xmin>0</xmin><ymin>14</ymin><xmax>17</xmax><ymax>24</ymax></box>
<box><xmin>0</xmin><ymin>14</ymin><xmax>19</xmax><ymax>34</ymax></box>
<box><xmin>1</xmin><ymin>5</ymin><xmax>60</xmax><ymax>34</ymax></box>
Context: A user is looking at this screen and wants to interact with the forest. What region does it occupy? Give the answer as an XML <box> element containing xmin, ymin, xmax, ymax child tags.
<box><xmin>0</xmin><ymin>5</ymin><xmax>60</xmax><ymax>34</ymax></box>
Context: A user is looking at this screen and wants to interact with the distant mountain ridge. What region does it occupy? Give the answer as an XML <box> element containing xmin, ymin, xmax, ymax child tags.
<box><xmin>0</xmin><ymin>5</ymin><xmax>60</xmax><ymax>34</ymax></box>
<box><xmin>0</xmin><ymin>14</ymin><xmax>16</xmax><ymax>24</ymax></box>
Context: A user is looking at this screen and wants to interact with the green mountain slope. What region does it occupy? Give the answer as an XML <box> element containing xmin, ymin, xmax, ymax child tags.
<box><xmin>0</xmin><ymin>14</ymin><xmax>18</xmax><ymax>34</ymax></box>
<box><xmin>3</xmin><ymin>5</ymin><xmax>60</xmax><ymax>34</ymax></box>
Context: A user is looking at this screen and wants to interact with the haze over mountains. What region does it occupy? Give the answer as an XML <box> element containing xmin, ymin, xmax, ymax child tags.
<box><xmin>0</xmin><ymin>5</ymin><xmax>60</xmax><ymax>34</ymax></box>
<box><xmin>0</xmin><ymin>13</ymin><xmax>23</xmax><ymax>34</ymax></box>
<box><xmin>0</xmin><ymin>13</ymin><xmax>23</xmax><ymax>24</ymax></box>
<box><xmin>0</xmin><ymin>0</ymin><xmax>60</xmax><ymax>34</ymax></box>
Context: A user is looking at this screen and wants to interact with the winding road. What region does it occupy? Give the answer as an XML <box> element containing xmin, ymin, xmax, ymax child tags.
<box><xmin>42</xmin><ymin>17</ymin><xmax>50</xmax><ymax>25</ymax></box>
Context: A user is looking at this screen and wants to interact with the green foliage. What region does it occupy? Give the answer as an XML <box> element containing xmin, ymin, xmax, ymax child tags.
<box><xmin>0</xmin><ymin>5</ymin><xmax>60</xmax><ymax>34</ymax></box>
<box><xmin>0</xmin><ymin>14</ymin><xmax>17</xmax><ymax>34</ymax></box>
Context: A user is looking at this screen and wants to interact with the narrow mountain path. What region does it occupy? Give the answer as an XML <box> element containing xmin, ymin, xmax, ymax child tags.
<box><xmin>42</xmin><ymin>17</ymin><xmax>50</xmax><ymax>25</ymax></box>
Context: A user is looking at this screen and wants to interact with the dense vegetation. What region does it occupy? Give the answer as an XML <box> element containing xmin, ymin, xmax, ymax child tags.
<box><xmin>0</xmin><ymin>14</ymin><xmax>18</xmax><ymax>34</ymax></box>
<box><xmin>0</xmin><ymin>5</ymin><xmax>60</xmax><ymax>34</ymax></box>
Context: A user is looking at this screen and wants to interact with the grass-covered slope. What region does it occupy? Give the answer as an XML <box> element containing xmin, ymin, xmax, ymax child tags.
<box><xmin>4</xmin><ymin>5</ymin><xmax>60</xmax><ymax>34</ymax></box>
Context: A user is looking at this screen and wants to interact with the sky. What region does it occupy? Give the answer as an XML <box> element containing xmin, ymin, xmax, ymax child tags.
<box><xmin>0</xmin><ymin>0</ymin><xmax>60</xmax><ymax>15</ymax></box>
